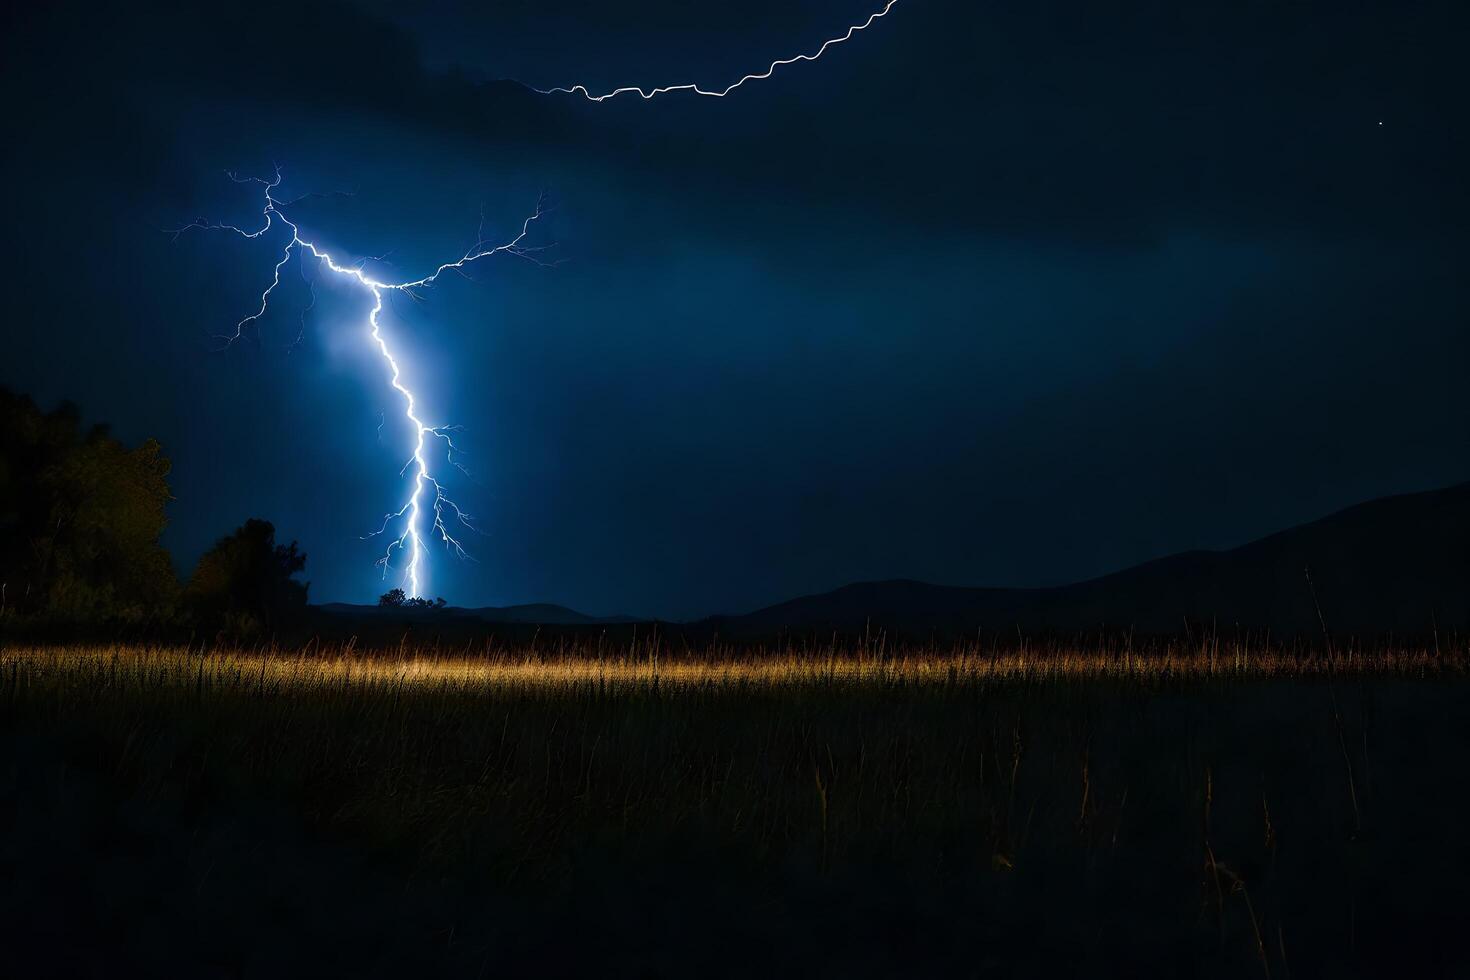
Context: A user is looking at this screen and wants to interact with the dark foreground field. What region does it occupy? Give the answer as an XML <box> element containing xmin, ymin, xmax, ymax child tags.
<box><xmin>3</xmin><ymin>644</ymin><xmax>1467</xmax><ymax>978</ymax></box>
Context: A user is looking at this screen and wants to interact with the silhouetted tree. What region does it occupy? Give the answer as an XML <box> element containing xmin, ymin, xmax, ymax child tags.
<box><xmin>0</xmin><ymin>388</ymin><xmax>177</xmax><ymax>622</ymax></box>
<box><xmin>186</xmin><ymin>519</ymin><xmax>307</xmax><ymax>637</ymax></box>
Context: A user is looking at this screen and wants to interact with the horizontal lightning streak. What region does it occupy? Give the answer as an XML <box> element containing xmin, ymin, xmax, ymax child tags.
<box><xmin>536</xmin><ymin>0</ymin><xmax>899</xmax><ymax>101</ymax></box>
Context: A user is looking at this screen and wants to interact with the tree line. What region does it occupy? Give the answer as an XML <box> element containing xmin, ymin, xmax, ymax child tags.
<box><xmin>0</xmin><ymin>388</ymin><xmax>307</xmax><ymax>639</ymax></box>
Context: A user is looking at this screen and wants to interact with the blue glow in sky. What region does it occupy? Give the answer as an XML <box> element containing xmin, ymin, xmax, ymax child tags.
<box><xmin>3</xmin><ymin>0</ymin><xmax>1467</xmax><ymax>618</ymax></box>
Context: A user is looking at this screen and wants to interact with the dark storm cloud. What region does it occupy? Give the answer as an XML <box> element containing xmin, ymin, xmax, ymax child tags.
<box><xmin>16</xmin><ymin>1</ymin><xmax>1462</xmax><ymax>242</ymax></box>
<box><xmin>2</xmin><ymin>1</ymin><xmax>1466</xmax><ymax>618</ymax></box>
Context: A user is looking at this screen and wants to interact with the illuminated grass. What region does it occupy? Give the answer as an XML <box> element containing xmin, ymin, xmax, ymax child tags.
<box><xmin>3</xmin><ymin>642</ymin><xmax>1462</xmax><ymax>694</ymax></box>
<box><xmin>3</xmin><ymin>640</ymin><xmax>1468</xmax><ymax>974</ymax></box>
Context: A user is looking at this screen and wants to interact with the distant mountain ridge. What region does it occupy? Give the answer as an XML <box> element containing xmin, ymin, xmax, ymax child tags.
<box><xmin>703</xmin><ymin>482</ymin><xmax>1470</xmax><ymax>638</ymax></box>
<box><xmin>312</xmin><ymin>483</ymin><xmax>1469</xmax><ymax>639</ymax></box>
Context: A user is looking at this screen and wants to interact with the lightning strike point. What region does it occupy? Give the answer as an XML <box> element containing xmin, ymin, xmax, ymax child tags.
<box><xmin>176</xmin><ymin>172</ymin><xmax>551</xmax><ymax>599</ymax></box>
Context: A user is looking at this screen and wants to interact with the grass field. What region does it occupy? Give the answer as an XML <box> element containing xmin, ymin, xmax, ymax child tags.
<box><xmin>4</xmin><ymin>641</ymin><xmax>1468</xmax><ymax>977</ymax></box>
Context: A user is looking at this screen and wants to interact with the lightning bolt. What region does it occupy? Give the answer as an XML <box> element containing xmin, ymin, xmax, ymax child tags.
<box><xmin>173</xmin><ymin>170</ymin><xmax>551</xmax><ymax>599</ymax></box>
<box><xmin>173</xmin><ymin>4</ymin><xmax>902</xmax><ymax>602</ymax></box>
<box><xmin>536</xmin><ymin>0</ymin><xmax>899</xmax><ymax>102</ymax></box>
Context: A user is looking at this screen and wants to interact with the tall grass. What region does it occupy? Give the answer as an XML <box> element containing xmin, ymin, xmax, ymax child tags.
<box><xmin>4</xmin><ymin>641</ymin><xmax>1461</xmax><ymax>694</ymax></box>
<box><xmin>3</xmin><ymin>641</ymin><xmax>1467</xmax><ymax>976</ymax></box>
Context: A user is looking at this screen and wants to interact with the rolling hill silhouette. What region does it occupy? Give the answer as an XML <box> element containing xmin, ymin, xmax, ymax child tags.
<box><xmin>311</xmin><ymin>483</ymin><xmax>1467</xmax><ymax>642</ymax></box>
<box><xmin>704</xmin><ymin>482</ymin><xmax>1470</xmax><ymax>639</ymax></box>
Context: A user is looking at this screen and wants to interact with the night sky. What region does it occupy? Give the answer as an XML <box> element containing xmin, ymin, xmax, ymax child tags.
<box><xmin>3</xmin><ymin>1</ymin><xmax>1466</xmax><ymax>619</ymax></box>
